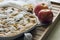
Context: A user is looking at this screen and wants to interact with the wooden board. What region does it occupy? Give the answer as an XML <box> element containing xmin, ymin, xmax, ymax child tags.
<box><xmin>31</xmin><ymin>2</ymin><xmax>60</xmax><ymax>40</ymax></box>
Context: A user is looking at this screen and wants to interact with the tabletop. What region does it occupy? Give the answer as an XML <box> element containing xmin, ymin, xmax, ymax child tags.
<box><xmin>47</xmin><ymin>20</ymin><xmax>60</xmax><ymax>40</ymax></box>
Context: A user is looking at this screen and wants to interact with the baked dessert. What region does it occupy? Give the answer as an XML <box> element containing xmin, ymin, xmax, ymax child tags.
<box><xmin>23</xmin><ymin>4</ymin><xmax>33</xmax><ymax>13</ymax></box>
<box><xmin>0</xmin><ymin>6</ymin><xmax>37</xmax><ymax>37</ymax></box>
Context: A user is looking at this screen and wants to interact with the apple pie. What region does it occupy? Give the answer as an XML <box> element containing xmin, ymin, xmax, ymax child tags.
<box><xmin>0</xmin><ymin>6</ymin><xmax>37</xmax><ymax>37</ymax></box>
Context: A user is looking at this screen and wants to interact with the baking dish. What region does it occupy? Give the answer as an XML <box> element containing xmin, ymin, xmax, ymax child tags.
<box><xmin>0</xmin><ymin>1</ymin><xmax>37</xmax><ymax>40</ymax></box>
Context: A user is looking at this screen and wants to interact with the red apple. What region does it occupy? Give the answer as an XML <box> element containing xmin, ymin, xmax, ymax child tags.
<box><xmin>34</xmin><ymin>3</ymin><xmax>48</xmax><ymax>16</ymax></box>
<box><xmin>38</xmin><ymin>9</ymin><xmax>53</xmax><ymax>24</ymax></box>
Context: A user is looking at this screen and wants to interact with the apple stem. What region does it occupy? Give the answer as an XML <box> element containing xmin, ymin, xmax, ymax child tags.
<box><xmin>42</xmin><ymin>3</ymin><xmax>45</xmax><ymax>5</ymax></box>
